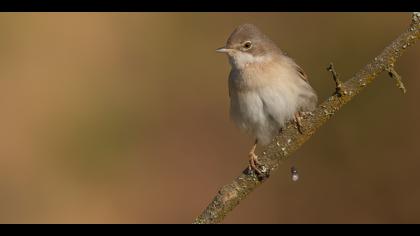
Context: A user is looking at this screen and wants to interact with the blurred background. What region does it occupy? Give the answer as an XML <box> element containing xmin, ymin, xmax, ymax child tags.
<box><xmin>0</xmin><ymin>13</ymin><xmax>418</xmax><ymax>223</ymax></box>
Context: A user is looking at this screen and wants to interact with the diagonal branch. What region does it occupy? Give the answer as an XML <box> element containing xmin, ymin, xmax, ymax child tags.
<box><xmin>193</xmin><ymin>13</ymin><xmax>420</xmax><ymax>224</ymax></box>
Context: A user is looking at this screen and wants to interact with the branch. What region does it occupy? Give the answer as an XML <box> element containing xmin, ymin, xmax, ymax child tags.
<box><xmin>193</xmin><ymin>13</ymin><xmax>420</xmax><ymax>224</ymax></box>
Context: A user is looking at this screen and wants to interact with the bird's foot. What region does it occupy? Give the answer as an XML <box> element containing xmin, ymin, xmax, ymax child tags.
<box><xmin>294</xmin><ymin>112</ymin><xmax>304</xmax><ymax>134</ymax></box>
<box><xmin>246</xmin><ymin>140</ymin><xmax>269</xmax><ymax>180</ymax></box>
<box><xmin>248</xmin><ymin>151</ymin><xmax>264</xmax><ymax>176</ymax></box>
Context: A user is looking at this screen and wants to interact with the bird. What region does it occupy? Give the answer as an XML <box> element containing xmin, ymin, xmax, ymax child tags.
<box><xmin>216</xmin><ymin>24</ymin><xmax>318</xmax><ymax>175</ymax></box>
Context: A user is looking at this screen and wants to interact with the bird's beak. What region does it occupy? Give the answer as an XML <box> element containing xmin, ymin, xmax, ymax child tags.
<box><xmin>216</xmin><ymin>47</ymin><xmax>230</xmax><ymax>53</ymax></box>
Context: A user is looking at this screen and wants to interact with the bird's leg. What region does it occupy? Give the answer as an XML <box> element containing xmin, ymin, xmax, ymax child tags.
<box><xmin>294</xmin><ymin>111</ymin><xmax>304</xmax><ymax>134</ymax></box>
<box><xmin>248</xmin><ymin>139</ymin><xmax>262</xmax><ymax>175</ymax></box>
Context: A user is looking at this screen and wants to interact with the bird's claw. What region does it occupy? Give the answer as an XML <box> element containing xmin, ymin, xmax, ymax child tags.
<box><xmin>248</xmin><ymin>152</ymin><xmax>266</xmax><ymax>177</ymax></box>
<box><xmin>294</xmin><ymin>112</ymin><xmax>304</xmax><ymax>134</ymax></box>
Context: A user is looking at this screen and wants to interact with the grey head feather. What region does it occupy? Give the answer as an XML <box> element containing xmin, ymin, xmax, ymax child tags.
<box><xmin>226</xmin><ymin>24</ymin><xmax>282</xmax><ymax>57</ymax></box>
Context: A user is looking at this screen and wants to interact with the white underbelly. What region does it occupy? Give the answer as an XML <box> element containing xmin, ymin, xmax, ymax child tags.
<box><xmin>230</xmin><ymin>86</ymin><xmax>298</xmax><ymax>145</ymax></box>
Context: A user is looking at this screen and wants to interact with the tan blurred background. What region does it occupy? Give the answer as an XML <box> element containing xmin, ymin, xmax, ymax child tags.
<box><xmin>0</xmin><ymin>13</ymin><xmax>419</xmax><ymax>223</ymax></box>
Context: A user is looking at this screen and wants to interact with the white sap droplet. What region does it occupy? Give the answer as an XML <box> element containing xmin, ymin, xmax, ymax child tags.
<box><xmin>291</xmin><ymin>166</ymin><xmax>299</xmax><ymax>182</ymax></box>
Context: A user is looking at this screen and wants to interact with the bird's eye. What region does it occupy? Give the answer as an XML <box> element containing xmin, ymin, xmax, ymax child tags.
<box><xmin>242</xmin><ymin>41</ymin><xmax>252</xmax><ymax>50</ymax></box>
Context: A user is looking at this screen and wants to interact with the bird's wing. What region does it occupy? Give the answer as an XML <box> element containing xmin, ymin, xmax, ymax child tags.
<box><xmin>294</xmin><ymin>63</ymin><xmax>309</xmax><ymax>83</ymax></box>
<box><xmin>282</xmin><ymin>52</ymin><xmax>309</xmax><ymax>83</ymax></box>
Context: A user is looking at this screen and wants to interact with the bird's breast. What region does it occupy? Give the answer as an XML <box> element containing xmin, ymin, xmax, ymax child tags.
<box><xmin>229</xmin><ymin>61</ymin><xmax>293</xmax><ymax>92</ymax></box>
<box><xmin>228</xmin><ymin>61</ymin><xmax>307</xmax><ymax>129</ymax></box>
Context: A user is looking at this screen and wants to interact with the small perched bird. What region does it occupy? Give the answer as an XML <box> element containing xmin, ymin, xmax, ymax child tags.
<box><xmin>216</xmin><ymin>24</ymin><xmax>317</xmax><ymax>175</ymax></box>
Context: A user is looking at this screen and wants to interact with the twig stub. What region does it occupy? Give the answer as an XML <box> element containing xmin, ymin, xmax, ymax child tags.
<box><xmin>327</xmin><ymin>62</ymin><xmax>344</xmax><ymax>96</ymax></box>
<box><xmin>387</xmin><ymin>67</ymin><xmax>407</xmax><ymax>94</ymax></box>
